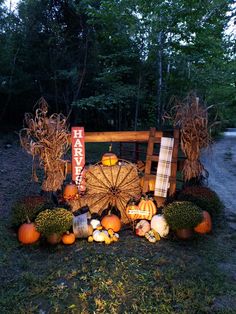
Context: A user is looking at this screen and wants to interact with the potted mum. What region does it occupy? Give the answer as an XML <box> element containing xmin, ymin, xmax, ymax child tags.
<box><xmin>163</xmin><ymin>201</ymin><xmax>203</xmax><ymax>239</ymax></box>
<box><xmin>35</xmin><ymin>208</ymin><xmax>73</xmax><ymax>244</ymax></box>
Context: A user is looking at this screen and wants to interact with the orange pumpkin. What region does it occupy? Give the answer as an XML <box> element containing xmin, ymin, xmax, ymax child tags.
<box><xmin>194</xmin><ymin>211</ymin><xmax>212</xmax><ymax>234</ymax></box>
<box><xmin>62</xmin><ymin>232</ymin><xmax>76</xmax><ymax>245</ymax></box>
<box><xmin>140</xmin><ymin>177</ymin><xmax>156</xmax><ymax>192</ymax></box>
<box><xmin>137</xmin><ymin>196</ymin><xmax>157</xmax><ymax>220</ymax></box>
<box><xmin>126</xmin><ymin>201</ymin><xmax>140</xmax><ymax>221</ymax></box>
<box><xmin>101</xmin><ymin>152</ymin><xmax>118</xmax><ymax>166</ymax></box>
<box><xmin>101</xmin><ymin>214</ymin><xmax>121</xmax><ymax>232</ymax></box>
<box><xmin>18</xmin><ymin>221</ymin><xmax>40</xmax><ymax>244</ymax></box>
<box><xmin>63</xmin><ymin>182</ymin><xmax>78</xmax><ymax>200</ymax></box>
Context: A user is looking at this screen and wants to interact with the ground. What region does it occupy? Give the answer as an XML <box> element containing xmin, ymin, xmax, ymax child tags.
<box><xmin>0</xmin><ymin>132</ymin><xmax>236</xmax><ymax>313</ymax></box>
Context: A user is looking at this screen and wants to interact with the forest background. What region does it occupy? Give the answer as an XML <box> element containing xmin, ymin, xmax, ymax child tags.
<box><xmin>0</xmin><ymin>0</ymin><xmax>235</xmax><ymax>131</ymax></box>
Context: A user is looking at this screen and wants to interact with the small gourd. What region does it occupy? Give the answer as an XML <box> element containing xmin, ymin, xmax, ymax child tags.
<box><xmin>135</xmin><ymin>220</ymin><xmax>151</xmax><ymax>237</ymax></box>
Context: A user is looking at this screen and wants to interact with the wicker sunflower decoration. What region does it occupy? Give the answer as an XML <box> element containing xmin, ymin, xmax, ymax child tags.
<box><xmin>80</xmin><ymin>160</ymin><xmax>141</xmax><ymax>224</ymax></box>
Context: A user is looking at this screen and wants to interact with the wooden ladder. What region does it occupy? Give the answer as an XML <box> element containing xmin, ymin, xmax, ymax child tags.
<box><xmin>142</xmin><ymin>128</ymin><xmax>180</xmax><ymax>207</ymax></box>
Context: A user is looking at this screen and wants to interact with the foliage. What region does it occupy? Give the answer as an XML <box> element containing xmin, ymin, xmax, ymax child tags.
<box><xmin>177</xmin><ymin>186</ymin><xmax>224</xmax><ymax>216</ymax></box>
<box><xmin>163</xmin><ymin>201</ymin><xmax>203</xmax><ymax>231</ymax></box>
<box><xmin>35</xmin><ymin>208</ymin><xmax>73</xmax><ymax>237</ymax></box>
<box><xmin>11</xmin><ymin>195</ymin><xmax>54</xmax><ymax>228</ymax></box>
<box><xmin>0</xmin><ymin>0</ymin><xmax>235</xmax><ymax>129</ymax></box>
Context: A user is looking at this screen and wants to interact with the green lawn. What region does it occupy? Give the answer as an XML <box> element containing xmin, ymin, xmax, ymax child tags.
<box><xmin>0</xmin><ymin>215</ymin><xmax>235</xmax><ymax>314</ymax></box>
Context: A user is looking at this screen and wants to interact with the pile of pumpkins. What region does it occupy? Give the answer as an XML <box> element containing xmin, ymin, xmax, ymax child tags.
<box><xmin>126</xmin><ymin>196</ymin><xmax>169</xmax><ymax>243</ymax></box>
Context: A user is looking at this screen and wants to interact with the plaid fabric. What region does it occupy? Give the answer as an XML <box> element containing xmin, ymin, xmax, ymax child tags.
<box><xmin>154</xmin><ymin>137</ymin><xmax>174</xmax><ymax>198</ymax></box>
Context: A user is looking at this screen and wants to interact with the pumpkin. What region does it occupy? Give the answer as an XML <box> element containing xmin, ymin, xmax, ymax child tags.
<box><xmin>18</xmin><ymin>220</ymin><xmax>40</xmax><ymax>244</ymax></box>
<box><xmin>101</xmin><ymin>152</ymin><xmax>118</xmax><ymax>166</ymax></box>
<box><xmin>151</xmin><ymin>214</ymin><xmax>169</xmax><ymax>237</ymax></box>
<box><xmin>90</xmin><ymin>219</ymin><xmax>101</xmax><ymax>229</ymax></box>
<box><xmin>101</xmin><ymin>214</ymin><xmax>121</xmax><ymax>232</ymax></box>
<box><xmin>126</xmin><ymin>201</ymin><xmax>140</xmax><ymax>221</ymax></box>
<box><xmin>140</xmin><ymin>177</ymin><xmax>156</xmax><ymax>192</ymax></box>
<box><xmin>126</xmin><ymin>197</ymin><xmax>157</xmax><ymax>221</ymax></box>
<box><xmin>135</xmin><ymin>220</ymin><xmax>150</xmax><ymax>237</ymax></box>
<box><xmin>93</xmin><ymin>230</ymin><xmax>105</xmax><ymax>242</ymax></box>
<box><xmin>194</xmin><ymin>211</ymin><xmax>212</xmax><ymax>234</ymax></box>
<box><xmin>62</xmin><ymin>232</ymin><xmax>76</xmax><ymax>245</ymax></box>
<box><xmin>63</xmin><ymin>182</ymin><xmax>78</xmax><ymax>200</ymax></box>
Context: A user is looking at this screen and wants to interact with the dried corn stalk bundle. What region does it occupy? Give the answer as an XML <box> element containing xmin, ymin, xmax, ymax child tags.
<box><xmin>84</xmin><ymin>161</ymin><xmax>141</xmax><ymax>224</ymax></box>
<box><xmin>165</xmin><ymin>94</ymin><xmax>211</xmax><ymax>181</ymax></box>
<box><xmin>19</xmin><ymin>98</ymin><xmax>70</xmax><ymax>191</ymax></box>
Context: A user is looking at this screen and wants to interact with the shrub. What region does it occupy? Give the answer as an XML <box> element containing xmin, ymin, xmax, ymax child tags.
<box><xmin>177</xmin><ymin>186</ymin><xmax>223</xmax><ymax>216</ymax></box>
<box><xmin>35</xmin><ymin>208</ymin><xmax>73</xmax><ymax>237</ymax></box>
<box><xmin>163</xmin><ymin>201</ymin><xmax>203</xmax><ymax>231</ymax></box>
<box><xmin>11</xmin><ymin>195</ymin><xmax>54</xmax><ymax>228</ymax></box>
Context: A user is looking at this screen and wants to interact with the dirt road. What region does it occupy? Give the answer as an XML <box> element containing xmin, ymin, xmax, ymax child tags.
<box><xmin>202</xmin><ymin>133</ymin><xmax>236</xmax><ymax>229</ymax></box>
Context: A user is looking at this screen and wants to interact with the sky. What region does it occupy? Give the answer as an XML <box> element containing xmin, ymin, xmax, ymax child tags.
<box><xmin>4</xmin><ymin>0</ymin><xmax>236</xmax><ymax>40</ymax></box>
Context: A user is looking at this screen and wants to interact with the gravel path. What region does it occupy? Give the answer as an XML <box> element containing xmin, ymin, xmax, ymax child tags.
<box><xmin>202</xmin><ymin>134</ymin><xmax>236</xmax><ymax>230</ymax></box>
<box><xmin>0</xmin><ymin>133</ymin><xmax>40</xmax><ymax>219</ymax></box>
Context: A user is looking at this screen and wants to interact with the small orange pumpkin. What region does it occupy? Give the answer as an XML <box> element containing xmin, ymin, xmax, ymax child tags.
<box><xmin>101</xmin><ymin>144</ymin><xmax>118</xmax><ymax>166</ymax></box>
<box><xmin>63</xmin><ymin>182</ymin><xmax>78</xmax><ymax>200</ymax></box>
<box><xmin>126</xmin><ymin>200</ymin><xmax>140</xmax><ymax>221</ymax></box>
<box><xmin>62</xmin><ymin>232</ymin><xmax>76</xmax><ymax>245</ymax></box>
<box><xmin>18</xmin><ymin>220</ymin><xmax>40</xmax><ymax>244</ymax></box>
<box><xmin>101</xmin><ymin>152</ymin><xmax>118</xmax><ymax>166</ymax></box>
<box><xmin>194</xmin><ymin>211</ymin><xmax>212</xmax><ymax>234</ymax></box>
<box><xmin>101</xmin><ymin>214</ymin><xmax>121</xmax><ymax>232</ymax></box>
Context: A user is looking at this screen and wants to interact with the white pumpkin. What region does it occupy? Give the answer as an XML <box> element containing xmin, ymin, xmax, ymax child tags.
<box><xmin>93</xmin><ymin>230</ymin><xmax>105</xmax><ymax>242</ymax></box>
<box><xmin>151</xmin><ymin>214</ymin><xmax>169</xmax><ymax>237</ymax></box>
<box><xmin>90</xmin><ymin>219</ymin><xmax>101</xmax><ymax>229</ymax></box>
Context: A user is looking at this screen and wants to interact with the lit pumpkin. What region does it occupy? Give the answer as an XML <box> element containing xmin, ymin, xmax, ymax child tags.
<box><xmin>140</xmin><ymin>177</ymin><xmax>156</xmax><ymax>192</ymax></box>
<box><xmin>137</xmin><ymin>196</ymin><xmax>157</xmax><ymax>220</ymax></box>
<box><xmin>62</xmin><ymin>232</ymin><xmax>76</xmax><ymax>245</ymax></box>
<box><xmin>63</xmin><ymin>182</ymin><xmax>78</xmax><ymax>200</ymax></box>
<box><xmin>101</xmin><ymin>214</ymin><xmax>121</xmax><ymax>232</ymax></box>
<box><xmin>135</xmin><ymin>220</ymin><xmax>151</xmax><ymax>237</ymax></box>
<box><xmin>101</xmin><ymin>152</ymin><xmax>118</xmax><ymax>166</ymax></box>
<box><xmin>18</xmin><ymin>221</ymin><xmax>40</xmax><ymax>244</ymax></box>
<box><xmin>151</xmin><ymin>214</ymin><xmax>169</xmax><ymax>237</ymax></box>
<box><xmin>194</xmin><ymin>211</ymin><xmax>212</xmax><ymax>234</ymax></box>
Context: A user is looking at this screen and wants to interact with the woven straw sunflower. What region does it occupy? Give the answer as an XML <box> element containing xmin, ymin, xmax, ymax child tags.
<box><xmin>80</xmin><ymin>160</ymin><xmax>141</xmax><ymax>224</ymax></box>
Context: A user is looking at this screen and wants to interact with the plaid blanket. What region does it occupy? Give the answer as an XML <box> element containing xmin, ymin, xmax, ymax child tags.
<box><xmin>154</xmin><ymin>137</ymin><xmax>174</xmax><ymax>198</ymax></box>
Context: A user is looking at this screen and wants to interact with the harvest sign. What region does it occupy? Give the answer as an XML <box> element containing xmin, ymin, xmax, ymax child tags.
<box><xmin>71</xmin><ymin>127</ymin><xmax>85</xmax><ymax>191</ymax></box>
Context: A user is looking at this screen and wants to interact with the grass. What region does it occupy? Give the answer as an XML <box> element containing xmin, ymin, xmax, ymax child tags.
<box><xmin>0</xmin><ymin>215</ymin><xmax>235</xmax><ymax>314</ymax></box>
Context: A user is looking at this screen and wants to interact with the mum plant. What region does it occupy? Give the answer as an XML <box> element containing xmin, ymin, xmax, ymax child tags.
<box><xmin>35</xmin><ymin>208</ymin><xmax>73</xmax><ymax>237</ymax></box>
<box><xmin>177</xmin><ymin>186</ymin><xmax>223</xmax><ymax>216</ymax></box>
<box><xmin>163</xmin><ymin>201</ymin><xmax>203</xmax><ymax>231</ymax></box>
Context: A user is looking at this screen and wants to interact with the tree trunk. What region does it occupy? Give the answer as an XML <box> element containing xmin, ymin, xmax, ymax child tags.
<box><xmin>156</xmin><ymin>30</ymin><xmax>163</xmax><ymax>127</ymax></box>
<box><xmin>134</xmin><ymin>72</ymin><xmax>142</xmax><ymax>131</ymax></box>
